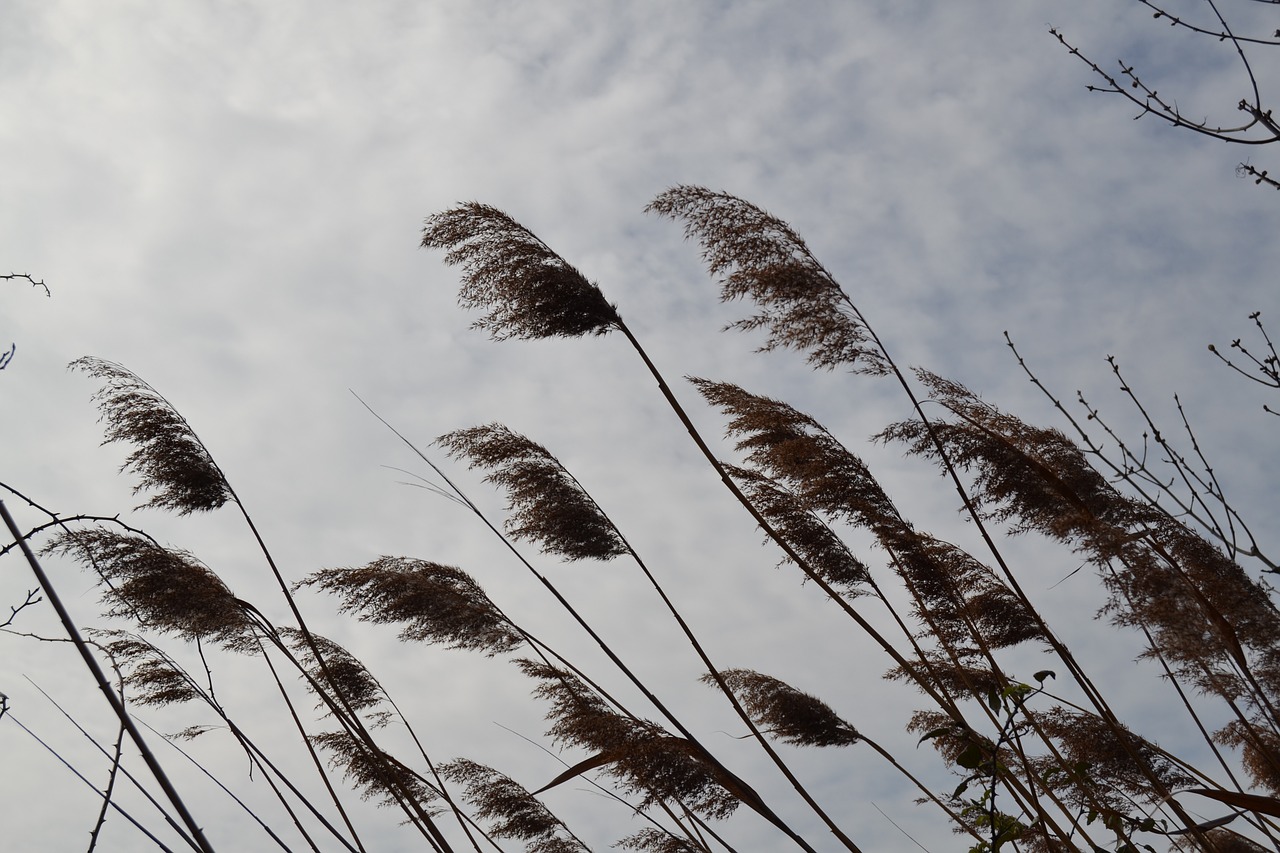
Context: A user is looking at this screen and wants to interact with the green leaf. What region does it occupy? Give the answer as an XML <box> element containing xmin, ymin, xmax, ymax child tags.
<box><xmin>956</xmin><ymin>742</ymin><xmax>986</xmax><ymax>770</ymax></box>
<box><xmin>917</xmin><ymin>726</ymin><xmax>953</xmax><ymax>746</ymax></box>
<box><xmin>1033</xmin><ymin>670</ymin><xmax>1056</xmax><ymax>684</ymax></box>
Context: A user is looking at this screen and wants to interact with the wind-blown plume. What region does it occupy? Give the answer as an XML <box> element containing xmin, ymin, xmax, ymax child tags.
<box><xmin>46</xmin><ymin>529</ymin><xmax>250</xmax><ymax>644</ymax></box>
<box><xmin>312</xmin><ymin>729</ymin><xmax>441</xmax><ymax>814</ymax></box>
<box><xmin>298</xmin><ymin>557</ymin><xmax>524</xmax><ymax>656</ymax></box>
<box><xmin>883</xmin><ymin>371</ymin><xmax>1280</xmax><ymax>703</ymax></box>
<box><xmin>438</xmin><ymin>424</ymin><xmax>627</xmax><ymax>561</ymax></box>
<box><xmin>708</xmin><ymin>669</ymin><xmax>860</xmax><ymax>747</ymax></box>
<box><xmin>647</xmin><ymin>186</ymin><xmax>888</xmax><ymax>374</ymax></box>
<box><xmin>422</xmin><ymin>202</ymin><xmax>621</xmax><ymax>340</ymax></box>
<box><xmin>280</xmin><ymin>629</ymin><xmax>390</xmax><ymax>724</ymax></box>
<box><xmin>725</xmin><ymin>464</ymin><xmax>873</xmax><ymax>592</ymax></box>
<box><xmin>690</xmin><ymin>378</ymin><xmax>893</xmax><ymax>522</ymax></box>
<box><xmin>441</xmin><ymin>759</ymin><xmax>590</xmax><ymax>853</ymax></box>
<box><xmin>696</xmin><ymin>379</ymin><xmax>1044</xmax><ymax>654</ymax></box>
<box><xmin>70</xmin><ymin>357</ymin><xmax>231</xmax><ymax>514</ymax></box>
<box><xmin>615</xmin><ymin>829</ymin><xmax>704</xmax><ymax>853</ymax></box>
<box><xmin>100</xmin><ymin>632</ymin><xmax>205</xmax><ymax>707</ymax></box>
<box><xmin>1026</xmin><ymin>708</ymin><xmax>1196</xmax><ymax>814</ymax></box>
<box><xmin>518</xmin><ymin>660</ymin><xmax>742</xmax><ymax>820</ymax></box>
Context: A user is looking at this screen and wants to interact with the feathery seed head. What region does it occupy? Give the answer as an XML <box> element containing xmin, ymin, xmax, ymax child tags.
<box><xmin>442</xmin><ymin>759</ymin><xmax>589</xmax><ymax>852</ymax></box>
<box><xmin>298</xmin><ymin>557</ymin><xmax>525</xmax><ymax>656</ymax></box>
<box><xmin>518</xmin><ymin>660</ymin><xmax>741</xmax><ymax>819</ymax></box>
<box><xmin>647</xmin><ymin>186</ymin><xmax>888</xmax><ymax>374</ymax></box>
<box><xmin>47</xmin><ymin>530</ymin><xmax>250</xmax><ymax>644</ymax></box>
<box><xmin>70</xmin><ymin>357</ymin><xmax>231</xmax><ymax>515</ymax></box>
<box><xmin>711</xmin><ymin>669</ymin><xmax>861</xmax><ymax>747</ymax></box>
<box><xmin>422</xmin><ymin>202</ymin><xmax>621</xmax><ymax>340</ymax></box>
<box><xmin>312</xmin><ymin>729</ymin><xmax>440</xmax><ymax>811</ymax></box>
<box><xmin>438</xmin><ymin>424</ymin><xmax>627</xmax><ymax>561</ymax></box>
<box><xmin>280</xmin><ymin>629</ymin><xmax>390</xmax><ymax>724</ymax></box>
<box><xmin>100</xmin><ymin>633</ymin><xmax>205</xmax><ymax>707</ymax></box>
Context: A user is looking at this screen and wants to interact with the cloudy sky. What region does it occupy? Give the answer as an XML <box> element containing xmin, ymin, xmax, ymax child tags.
<box><xmin>3</xmin><ymin>2</ymin><xmax>1279</xmax><ymax>851</ymax></box>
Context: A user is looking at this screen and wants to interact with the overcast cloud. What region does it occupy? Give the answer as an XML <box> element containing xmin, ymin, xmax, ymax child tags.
<box><xmin>2</xmin><ymin>2</ymin><xmax>1278</xmax><ymax>851</ymax></box>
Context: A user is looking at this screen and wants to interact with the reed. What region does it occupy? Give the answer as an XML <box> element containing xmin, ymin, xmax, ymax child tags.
<box><xmin>2</xmin><ymin>190</ymin><xmax>1276</xmax><ymax>852</ymax></box>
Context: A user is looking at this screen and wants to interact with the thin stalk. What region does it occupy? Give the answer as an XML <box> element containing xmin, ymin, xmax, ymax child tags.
<box><xmin>24</xmin><ymin>673</ymin><xmax>199</xmax><ymax>847</ymax></box>
<box><xmin>249</xmin><ymin>626</ymin><xmax>367</xmax><ymax>853</ymax></box>
<box><xmin>376</xmin><ymin>691</ymin><xmax>487</xmax><ymax>853</ymax></box>
<box><xmin>7</xmin><ymin>711</ymin><xmax>180</xmax><ymax>853</ymax></box>
<box><xmin>358</xmin><ymin>395</ymin><xmax>817</xmax><ymax>850</ymax></box>
<box><xmin>1</xmin><ymin>499</ymin><xmax>216</xmax><ymax>853</ymax></box>
<box><xmin>593</xmin><ymin>494</ymin><xmax>862</xmax><ymax>850</ymax></box>
<box><xmin>214</xmin><ymin>484</ymin><xmax>453</xmax><ymax>852</ymax></box>
<box><xmin>615</xmin><ymin>323</ymin><xmax>967</xmax><ymax>724</ymax></box>
<box><xmin>138</xmin><ymin>719</ymin><xmax>307</xmax><ymax>853</ymax></box>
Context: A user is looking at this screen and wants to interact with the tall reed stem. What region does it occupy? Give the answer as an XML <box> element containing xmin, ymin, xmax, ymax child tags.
<box><xmin>1</xmin><ymin>499</ymin><xmax>217</xmax><ymax>853</ymax></box>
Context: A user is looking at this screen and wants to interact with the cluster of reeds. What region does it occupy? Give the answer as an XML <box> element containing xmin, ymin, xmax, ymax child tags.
<box><xmin>2</xmin><ymin>188</ymin><xmax>1278</xmax><ymax>852</ymax></box>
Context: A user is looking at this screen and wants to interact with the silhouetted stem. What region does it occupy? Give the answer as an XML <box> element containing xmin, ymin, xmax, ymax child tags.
<box><xmin>227</xmin><ymin>493</ymin><xmax>454</xmax><ymax>852</ymax></box>
<box><xmin>359</xmin><ymin>396</ymin><xmax>815</xmax><ymax>850</ymax></box>
<box><xmin>6</xmin><ymin>711</ymin><xmax>180</xmax><ymax>852</ymax></box>
<box><xmin>1</xmin><ymin>499</ymin><xmax>217</xmax><ymax>853</ymax></box>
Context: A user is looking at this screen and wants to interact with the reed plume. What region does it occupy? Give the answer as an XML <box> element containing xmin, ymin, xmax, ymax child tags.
<box><xmin>99</xmin><ymin>632</ymin><xmax>205</xmax><ymax>707</ymax></box>
<box><xmin>615</xmin><ymin>829</ymin><xmax>705</xmax><ymax>853</ymax></box>
<box><xmin>441</xmin><ymin>759</ymin><xmax>591</xmax><ymax>853</ymax></box>
<box><xmin>1026</xmin><ymin>708</ymin><xmax>1196</xmax><ymax>814</ymax></box>
<box><xmin>724</xmin><ymin>464</ymin><xmax>872</xmax><ymax>592</ymax></box>
<box><xmin>883</xmin><ymin>371</ymin><xmax>1280</xmax><ymax>711</ymax></box>
<box><xmin>45</xmin><ymin>529</ymin><xmax>251</xmax><ymax>645</ymax></box>
<box><xmin>438</xmin><ymin>424</ymin><xmax>627</xmax><ymax>561</ymax></box>
<box><xmin>646</xmin><ymin>186</ymin><xmax>888</xmax><ymax>375</ymax></box>
<box><xmin>690</xmin><ymin>378</ymin><xmax>890</xmax><ymax>525</ymax></box>
<box><xmin>70</xmin><ymin>357</ymin><xmax>231</xmax><ymax>514</ymax></box>
<box><xmin>696</xmin><ymin>378</ymin><xmax>1044</xmax><ymax>654</ymax></box>
<box><xmin>280</xmin><ymin>629</ymin><xmax>391</xmax><ymax>724</ymax></box>
<box><xmin>1218</xmin><ymin>722</ymin><xmax>1280</xmax><ymax>792</ymax></box>
<box><xmin>298</xmin><ymin>557</ymin><xmax>525</xmax><ymax>656</ymax></box>
<box><xmin>312</xmin><ymin>729</ymin><xmax>441</xmax><ymax>815</ymax></box>
<box><xmin>517</xmin><ymin>659</ymin><xmax>742</xmax><ymax>820</ymax></box>
<box><xmin>421</xmin><ymin>202</ymin><xmax>621</xmax><ymax>340</ymax></box>
<box><xmin>708</xmin><ymin>669</ymin><xmax>860</xmax><ymax>748</ymax></box>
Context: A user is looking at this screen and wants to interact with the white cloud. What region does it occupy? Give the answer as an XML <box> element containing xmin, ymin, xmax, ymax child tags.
<box><xmin>2</xmin><ymin>1</ymin><xmax>1278</xmax><ymax>850</ymax></box>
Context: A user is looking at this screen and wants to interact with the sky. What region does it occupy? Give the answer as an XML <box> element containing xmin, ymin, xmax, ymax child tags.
<box><xmin>2</xmin><ymin>2</ymin><xmax>1279</xmax><ymax>851</ymax></box>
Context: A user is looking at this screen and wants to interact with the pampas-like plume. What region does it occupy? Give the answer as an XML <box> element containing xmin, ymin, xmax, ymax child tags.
<box><xmin>725</xmin><ymin>464</ymin><xmax>872</xmax><ymax>592</ymax></box>
<box><xmin>884</xmin><ymin>370</ymin><xmax>1280</xmax><ymax>698</ymax></box>
<box><xmin>615</xmin><ymin>829</ymin><xmax>704</xmax><ymax>853</ymax></box>
<box><xmin>646</xmin><ymin>186</ymin><xmax>888</xmax><ymax>375</ymax></box>
<box><xmin>312</xmin><ymin>729</ymin><xmax>441</xmax><ymax>814</ymax></box>
<box><xmin>280</xmin><ymin>629</ymin><xmax>390</xmax><ymax>724</ymax></box>
<box><xmin>298</xmin><ymin>557</ymin><xmax>524</xmax><ymax>656</ymax></box>
<box><xmin>517</xmin><ymin>659</ymin><xmax>741</xmax><ymax>820</ymax></box>
<box><xmin>421</xmin><ymin>202</ymin><xmax>621</xmax><ymax>340</ymax></box>
<box><xmin>1027</xmin><ymin>708</ymin><xmax>1196</xmax><ymax>814</ymax></box>
<box><xmin>1217</xmin><ymin>721</ymin><xmax>1280</xmax><ymax>793</ymax></box>
<box><xmin>696</xmin><ymin>378</ymin><xmax>1044</xmax><ymax>652</ymax></box>
<box><xmin>707</xmin><ymin>669</ymin><xmax>860</xmax><ymax>748</ymax></box>
<box><xmin>690</xmin><ymin>378</ymin><xmax>894</xmax><ymax>524</ymax></box>
<box><xmin>100</xmin><ymin>633</ymin><xmax>204</xmax><ymax>707</ymax></box>
<box><xmin>70</xmin><ymin>357</ymin><xmax>231</xmax><ymax>514</ymax></box>
<box><xmin>441</xmin><ymin>759</ymin><xmax>590</xmax><ymax>853</ymax></box>
<box><xmin>879</xmin><ymin>369</ymin><xmax>1152</xmax><ymax>544</ymax></box>
<box><xmin>46</xmin><ymin>529</ymin><xmax>250</xmax><ymax>644</ymax></box>
<box><xmin>438</xmin><ymin>424</ymin><xmax>627</xmax><ymax>561</ymax></box>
